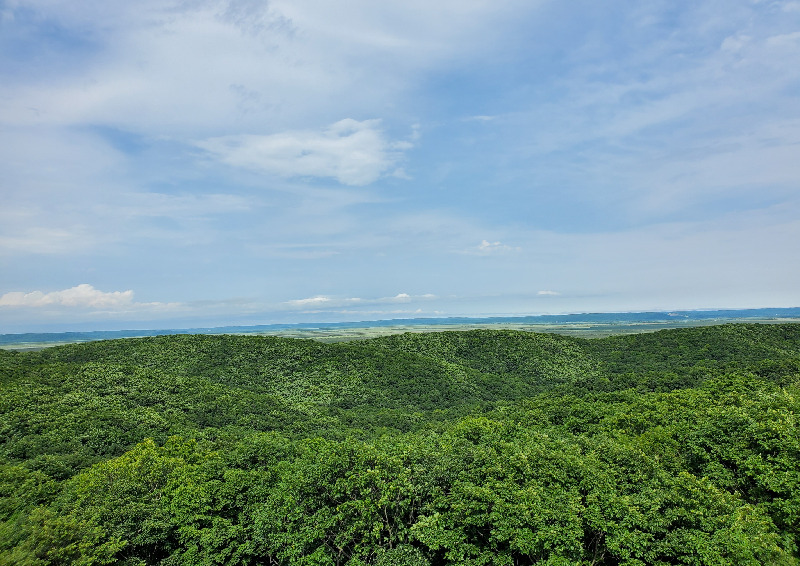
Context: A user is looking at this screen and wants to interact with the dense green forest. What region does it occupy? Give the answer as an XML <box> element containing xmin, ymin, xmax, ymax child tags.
<box><xmin>1</xmin><ymin>324</ymin><xmax>798</xmax><ymax>565</ymax></box>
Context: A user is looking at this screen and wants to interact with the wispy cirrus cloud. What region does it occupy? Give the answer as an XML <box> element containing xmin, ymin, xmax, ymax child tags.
<box><xmin>0</xmin><ymin>0</ymin><xmax>524</xmax><ymax>134</ymax></box>
<box><xmin>0</xmin><ymin>227</ymin><xmax>94</xmax><ymax>255</ymax></box>
<box><xmin>195</xmin><ymin>119</ymin><xmax>411</xmax><ymax>186</ymax></box>
<box><xmin>0</xmin><ymin>186</ymin><xmax>256</xmax><ymax>256</ymax></box>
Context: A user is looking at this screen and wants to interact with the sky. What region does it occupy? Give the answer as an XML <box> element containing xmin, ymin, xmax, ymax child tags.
<box><xmin>1</xmin><ymin>0</ymin><xmax>800</xmax><ymax>332</ymax></box>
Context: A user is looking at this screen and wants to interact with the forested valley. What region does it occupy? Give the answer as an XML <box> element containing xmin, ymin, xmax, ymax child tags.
<box><xmin>1</xmin><ymin>324</ymin><xmax>798</xmax><ymax>565</ymax></box>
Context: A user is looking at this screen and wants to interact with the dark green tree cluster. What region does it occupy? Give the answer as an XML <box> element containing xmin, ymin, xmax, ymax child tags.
<box><xmin>1</xmin><ymin>324</ymin><xmax>799</xmax><ymax>564</ymax></box>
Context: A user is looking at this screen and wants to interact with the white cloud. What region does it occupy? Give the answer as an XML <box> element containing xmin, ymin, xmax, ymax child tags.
<box><xmin>537</xmin><ymin>290</ymin><xmax>560</xmax><ymax>296</ymax></box>
<box><xmin>283</xmin><ymin>292</ymin><xmax>435</xmax><ymax>310</ymax></box>
<box><xmin>284</xmin><ymin>296</ymin><xmax>344</xmax><ymax>307</ymax></box>
<box><xmin>0</xmin><ymin>284</ymin><xmax>178</xmax><ymax>312</ymax></box>
<box><xmin>471</xmin><ymin>239</ymin><xmax>521</xmax><ymax>255</ymax></box>
<box><xmin>0</xmin><ymin>284</ymin><xmax>133</xmax><ymax>309</ymax></box>
<box><xmin>323</xmin><ymin>308</ymin><xmax>427</xmax><ymax>316</ymax></box>
<box><xmin>195</xmin><ymin>119</ymin><xmax>408</xmax><ymax>185</ymax></box>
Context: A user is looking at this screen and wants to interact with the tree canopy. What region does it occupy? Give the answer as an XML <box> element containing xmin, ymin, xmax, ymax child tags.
<box><xmin>1</xmin><ymin>324</ymin><xmax>798</xmax><ymax>564</ymax></box>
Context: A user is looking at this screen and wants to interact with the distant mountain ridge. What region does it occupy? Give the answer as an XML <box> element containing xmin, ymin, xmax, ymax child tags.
<box><xmin>2</xmin><ymin>306</ymin><xmax>799</xmax><ymax>347</ymax></box>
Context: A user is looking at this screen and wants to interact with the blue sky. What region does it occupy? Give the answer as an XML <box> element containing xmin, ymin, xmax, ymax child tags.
<box><xmin>1</xmin><ymin>0</ymin><xmax>799</xmax><ymax>332</ymax></box>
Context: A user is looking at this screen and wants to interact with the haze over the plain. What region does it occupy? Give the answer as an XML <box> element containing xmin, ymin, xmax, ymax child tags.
<box><xmin>1</xmin><ymin>0</ymin><xmax>799</xmax><ymax>332</ymax></box>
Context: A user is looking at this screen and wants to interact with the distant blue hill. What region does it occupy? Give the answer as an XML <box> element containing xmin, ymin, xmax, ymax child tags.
<box><xmin>2</xmin><ymin>307</ymin><xmax>799</xmax><ymax>347</ymax></box>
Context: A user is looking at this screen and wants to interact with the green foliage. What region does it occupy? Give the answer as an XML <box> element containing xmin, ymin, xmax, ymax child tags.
<box><xmin>1</xmin><ymin>324</ymin><xmax>799</xmax><ymax>564</ymax></box>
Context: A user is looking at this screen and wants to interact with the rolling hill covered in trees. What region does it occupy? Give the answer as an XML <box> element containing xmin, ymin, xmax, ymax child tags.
<box><xmin>1</xmin><ymin>324</ymin><xmax>799</xmax><ymax>565</ymax></box>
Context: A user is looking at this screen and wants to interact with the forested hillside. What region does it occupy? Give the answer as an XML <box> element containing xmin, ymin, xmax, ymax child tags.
<box><xmin>1</xmin><ymin>324</ymin><xmax>798</xmax><ymax>565</ymax></box>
